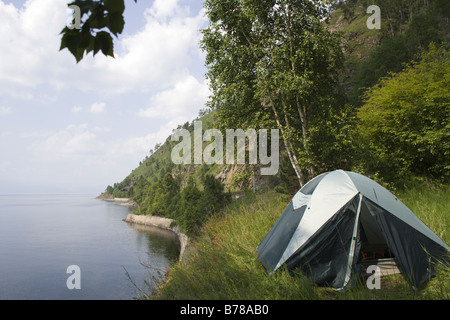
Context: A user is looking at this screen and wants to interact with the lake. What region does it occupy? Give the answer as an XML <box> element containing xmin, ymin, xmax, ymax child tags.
<box><xmin>0</xmin><ymin>194</ymin><xmax>180</xmax><ymax>300</ymax></box>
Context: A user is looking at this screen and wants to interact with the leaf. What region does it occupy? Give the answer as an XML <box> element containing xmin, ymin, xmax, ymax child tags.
<box><xmin>108</xmin><ymin>12</ymin><xmax>125</xmax><ymax>36</ymax></box>
<box><xmin>69</xmin><ymin>0</ymin><xmax>95</xmax><ymax>12</ymax></box>
<box><xmin>60</xmin><ymin>0</ymin><xmax>135</xmax><ymax>62</ymax></box>
<box><xmin>93</xmin><ymin>35</ymin><xmax>102</xmax><ymax>56</ymax></box>
<box><xmin>79</xmin><ymin>27</ymin><xmax>93</xmax><ymax>48</ymax></box>
<box><xmin>62</xmin><ymin>32</ymin><xmax>82</xmax><ymax>57</ymax></box>
<box><xmin>95</xmin><ymin>31</ymin><xmax>114</xmax><ymax>58</ymax></box>
<box><xmin>103</xmin><ymin>0</ymin><xmax>125</xmax><ymax>14</ymax></box>
<box><xmin>85</xmin><ymin>35</ymin><xmax>96</xmax><ymax>54</ymax></box>
<box><xmin>89</xmin><ymin>5</ymin><xmax>107</xmax><ymax>29</ymax></box>
<box><xmin>75</xmin><ymin>47</ymin><xmax>85</xmax><ymax>63</ymax></box>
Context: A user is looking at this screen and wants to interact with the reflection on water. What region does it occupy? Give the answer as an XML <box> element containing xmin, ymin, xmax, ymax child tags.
<box><xmin>124</xmin><ymin>223</ymin><xmax>180</xmax><ymax>297</ymax></box>
<box><xmin>0</xmin><ymin>195</ymin><xmax>180</xmax><ymax>300</ymax></box>
<box><xmin>127</xmin><ymin>222</ymin><xmax>180</xmax><ymax>259</ymax></box>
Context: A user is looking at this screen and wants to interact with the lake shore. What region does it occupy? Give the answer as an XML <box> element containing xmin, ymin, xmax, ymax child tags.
<box><xmin>96</xmin><ymin>193</ymin><xmax>138</xmax><ymax>207</ymax></box>
<box><xmin>123</xmin><ymin>213</ymin><xmax>189</xmax><ymax>262</ymax></box>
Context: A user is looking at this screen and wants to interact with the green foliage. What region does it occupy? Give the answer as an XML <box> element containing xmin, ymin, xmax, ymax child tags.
<box><xmin>358</xmin><ymin>44</ymin><xmax>450</xmax><ymax>182</ymax></box>
<box><xmin>274</xmin><ymin>153</ymin><xmax>299</xmax><ymax>195</ymax></box>
<box><xmin>134</xmin><ymin>171</ymin><xmax>230</xmax><ymax>236</ymax></box>
<box><xmin>152</xmin><ymin>190</ymin><xmax>320</xmax><ymax>300</ymax></box>
<box><xmin>60</xmin><ymin>0</ymin><xmax>135</xmax><ymax>62</ymax></box>
<box><xmin>307</xmin><ymin>107</ymin><xmax>359</xmax><ymax>173</ymax></box>
<box><xmin>92</xmin><ymin>1</ymin><xmax>450</xmax><ymax>299</ymax></box>
<box><xmin>152</xmin><ymin>186</ymin><xmax>449</xmax><ymax>300</ymax></box>
<box><xmin>347</xmin><ymin>0</ymin><xmax>450</xmax><ymax>105</ymax></box>
<box><xmin>201</xmin><ymin>0</ymin><xmax>345</xmax><ymax>185</ymax></box>
<box><xmin>176</xmin><ymin>177</ymin><xmax>204</xmax><ymax>234</ymax></box>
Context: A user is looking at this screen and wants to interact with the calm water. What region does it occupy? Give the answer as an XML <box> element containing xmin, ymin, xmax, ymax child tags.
<box><xmin>0</xmin><ymin>194</ymin><xmax>180</xmax><ymax>300</ymax></box>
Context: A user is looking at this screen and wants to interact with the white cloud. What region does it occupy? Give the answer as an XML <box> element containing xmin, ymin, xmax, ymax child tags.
<box><xmin>0</xmin><ymin>0</ymin><xmax>70</xmax><ymax>94</ymax></box>
<box><xmin>71</xmin><ymin>106</ymin><xmax>82</xmax><ymax>113</ymax></box>
<box><xmin>150</xmin><ymin>0</ymin><xmax>180</xmax><ymax>18</ymax></box>
<box><xmin>88</xmin><ymin>3</ymin><xmax>207</xmax><ymax>94</ymax></box>
<box><xmin>93</xmin><ymin>126</ymin><xmax>110</xmax><ymax>133</ymax></box>
<box><xmin>0</xmin><ymin>0</ymin><xmax>210</xmax><ymax>194</ymax></box>
<box><xmin>138</xmin><ymin>76</ymin><xmax>210</xmax><ymax>120</ymax></box>
<box><xmin>89</xmin><ymin>102</ymin><xmax>106</xmax><ymax>114</ymax></box>
<box><xmin>0</xmin><ymin>106</ymin><xmax>12</xmax><ymax>116</ymax></box>
<box><xmin>29</xmin><ymin>124</ymin><xmax>97</xmax><ymax>160</ymax></box>
<box><xmin>0</xmin><ymin>0</ymin><xmax>208</xmax><ymax>96</ymax></box>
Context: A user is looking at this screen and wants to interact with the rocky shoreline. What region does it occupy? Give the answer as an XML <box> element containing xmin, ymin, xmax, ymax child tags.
<box><xmin>97</xmin><ymin>194</ymin><xmax>189</xmax><ymax>262</ymax></box>
<box><xmin>123</xmin><ymin>213</ymin><xmax>189</xmax><ymax>262</ymax></box>
<box><xmin>96</xmin><ymin>193</ymin><xmax>138</xmax><ymax>207</ymax></box>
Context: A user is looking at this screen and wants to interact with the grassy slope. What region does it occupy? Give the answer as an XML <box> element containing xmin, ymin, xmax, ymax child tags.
<box><xmin>108</xmin><ymin>3</ymin><xmax>449</xmax><ymax>300</ymax></box>
<box><xmin>152</xmin><ymin>182</ymin><xmax>449</xmax><ymax>300</ymax></box>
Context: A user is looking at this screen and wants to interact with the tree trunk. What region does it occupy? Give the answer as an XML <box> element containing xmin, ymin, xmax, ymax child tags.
<box><xmin>266</xmin><ymin>96</ymin><xmax>305</xmax><ymax>186</ymax></box>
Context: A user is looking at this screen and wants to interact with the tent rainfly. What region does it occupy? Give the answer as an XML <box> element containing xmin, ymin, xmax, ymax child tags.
<box><xmin>257</xmin><ymin>170</ymin><xmax>450</xmax><ymax>290</ymax></box>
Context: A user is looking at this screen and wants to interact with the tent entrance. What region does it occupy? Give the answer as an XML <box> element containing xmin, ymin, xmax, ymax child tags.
<box><xmin>360</xmin><ymin>258</ymin><xmax>401</xmax><ymax>277</ymax></box>
<box><xmin>356</xmin><ymin>197</ymin><xmax>401</xmax><ymax>277</ymax></box>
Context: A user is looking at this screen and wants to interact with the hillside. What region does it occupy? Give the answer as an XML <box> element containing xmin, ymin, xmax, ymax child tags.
<box><xmin>151</xmin><ymin>184</ymin><xmax>449</xmax><ymax>300</ymax></box>
<box><xmin>329</xmin><ymin>0</ymin><xmax>449</xmax><ymax>104</ymax></box>
<box><xmin>101</xmin><ymin>0</ymin><xmax>449</xmax><ymax>210</ymax></box>
<box><xmin>98</xmin><ymin>0</ymin><xmax>449</xmax><ymax>299</ymax></box>
<box><xmin>100</xmin><ymin>109</ymin><xmax>278</xmax><ymax>197</ymax></box>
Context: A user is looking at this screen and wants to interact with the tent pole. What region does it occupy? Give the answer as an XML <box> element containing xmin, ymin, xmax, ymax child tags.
<box><xmin>341</xmin><ymin>193</ymin><xmax>363</xmax><ymax>289</ymax></box>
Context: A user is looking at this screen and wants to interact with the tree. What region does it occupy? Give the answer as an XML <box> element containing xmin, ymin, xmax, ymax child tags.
<box><xmin>345</xmin><ymin>0</ymin><xmax>450</xmax><ymax>105</ymax></box>
<box><xmin>201</xmin><ymin>0</ymin><xmax>344</xmax><ymax>186</ymax></box>
<box><xmin>177</xmin><ymin>177</ymin><xmax>204</xmax><ymax>234</ymax></box>
<box><xmin>358</xmin><ymin>44</ymin><xmax>450</xmax><ymax>181</ymax></box>
<box><xmin>201</xmin><ymin>174</ymin><xmax>230</xmax><ymax>214</ymax></box>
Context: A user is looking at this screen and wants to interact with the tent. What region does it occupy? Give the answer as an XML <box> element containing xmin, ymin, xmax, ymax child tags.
<box><xmin>257</xmin><ymin>170</ymin><xmax>449</xmax><ymax>290</ymax></box>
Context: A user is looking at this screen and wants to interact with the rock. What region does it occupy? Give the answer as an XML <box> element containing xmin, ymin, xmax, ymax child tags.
<box><xmin>123</xmin><ymin>214</ymin><xmax>189</xmax><ymax>262</ymax></box>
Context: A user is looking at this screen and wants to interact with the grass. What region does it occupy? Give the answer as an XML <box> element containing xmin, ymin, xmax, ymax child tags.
<box><xmin>150</xmin><ymin>181</ymin><xmax>449</xmax><ymax>300</ymax></box>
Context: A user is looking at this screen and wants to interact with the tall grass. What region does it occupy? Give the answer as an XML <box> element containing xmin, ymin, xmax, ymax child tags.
<box><xmin>151</xmin><ymin>182</ymin><xmax>449</xmax><ymax>300</ymax></box>
<box><xmin>395</xmin><ymin>181</ymin><xmax>449</xmax><ymax>244</ymax></box>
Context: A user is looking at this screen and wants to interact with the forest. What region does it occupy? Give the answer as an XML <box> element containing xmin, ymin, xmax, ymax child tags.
<box><xmin>65</xmin><ymin>0</ymin><xmax>450</xmax><ymax>237</ymax></box>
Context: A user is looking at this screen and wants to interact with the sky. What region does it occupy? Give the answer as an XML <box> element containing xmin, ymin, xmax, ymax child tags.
<box><xmin>0</xmin><ymin>0</ymin><xmax>210</xmax><ymax>194</ymax></box>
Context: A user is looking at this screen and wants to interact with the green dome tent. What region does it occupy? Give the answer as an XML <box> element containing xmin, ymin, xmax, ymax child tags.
<box><xmin>257</xmin><ymin>170</ymin><xmax>449</xmax><ymax>290</ymax></box>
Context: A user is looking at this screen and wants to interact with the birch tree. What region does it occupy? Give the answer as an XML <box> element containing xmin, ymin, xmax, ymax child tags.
<box><xmin>201</xmin><ymin>0</ymin><xmax>343</xmax><ymax>185</ymax></box>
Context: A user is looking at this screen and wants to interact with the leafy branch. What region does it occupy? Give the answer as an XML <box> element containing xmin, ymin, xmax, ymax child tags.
<box><xmin>60</xmin><ymin>0</ymin><xmax>136</xmax><ymax>63</ymax></box>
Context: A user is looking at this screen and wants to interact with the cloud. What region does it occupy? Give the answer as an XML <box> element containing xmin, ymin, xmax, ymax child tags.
<box><xmin>0</xmin><ymin>0</ymin><xmax>210</xmax><ymax>193</ymax></box>
<box><xmin>29</xmin><ymin>124</ymin><xmax>97</xmax><ymax>160</ymax></box>
<box><xmin>138</xmin><ymin>76</ymin><xmax>210</xmax><ymax>120</ymax></box>
<box><xmin>0</xmin><ymin>106</ymin><xmax>12</xmax><ymax>116</ymax></box>
<box><xmin>0</xmin><ymin>0</ymin><xmax>70</xmax><ymax>94</ymax></box>
<box><xmin>106</xmin><ymin>123</ymin><xmax>174</xmax><ymax>158</ymax></box>
<box><xmin>150</xmin><ymin>0</ymin><xmax>179</xmax><ymax>18</ymax></box>
<box><xmin>0</xmin><ymin>0</ymin><xmax>208</xmax><ymax>96</ymax></box>
<box><xmin>88</xmin><ymin>2</ymin><xmax>207</xmax><ymax>94</ymax></box>
<box><xmin>71</xmin><ymin>106</ymin><xmax>82</xmax><ymax>113</ymax></box>
<box><xmin>89</xmin><ymin>102</ymin><xmax>106</xmax><ymax>114</ymax></box>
